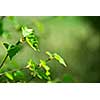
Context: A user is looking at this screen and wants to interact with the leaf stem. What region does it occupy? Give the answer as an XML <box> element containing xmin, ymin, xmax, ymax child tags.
<box><xmin>0</xmin><ymin>54</ymin><xmax>8</xmax><ymax>69</ymax></box>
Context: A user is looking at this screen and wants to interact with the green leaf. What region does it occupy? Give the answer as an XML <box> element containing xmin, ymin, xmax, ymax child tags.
<box><xmin>3</xmin><ymin>43</ymin><xmax>9</xmax><ymax>49</ymax></box>
<box><xmin>40</xmin><ymin>60</ymin><xmax>50</xmax><ymax>71</ymax></box>
<box><xmin>46</xmin><ymin>70</ymin><xmax>50</xmax><ymax>76</ymax></box>
<box><xmin>39</xmin><ymin>60</ymin><xmax>51</xmax><ymax>80</ymax></box>
<box><xmin>53</xmin><ymin>53</ymin><xmax>67</xmax><ymax>67</ymax></box>
<box><xmin>21</xmin><ymin>26</ymin><xmax>39</xmax><ymax>51</ymax></box>
<box><xmin>22</xmin><ymin>26</ymin><xmax>33</xmax><ymax>37</ymax></box>
<box><xmin>8</xmin><ymin>45</ymin><xmax>21</xmax><ymax>60</ymax></box>
<box><xmin>28</xmin><ymin>60</ymin><xmax>39</xmax><ymax>77</ymax></box>
<box><xmin>28</xmin><ymin>60</ymin><xmax>51</xmax><ymax>80</ymax></box>
<box><xmin>26</xmin><ymin>33</ymin><xmax>39</xmax><ymax>51</ymax></box>
<box><xmin>28</xmin><ymin>59</ymin><xmax>36</xmax><ymax>71</ymax></box>
<box><xmin>3</xmin><ymin>42</ymin><xmax>21</xmax><ymax>60</ymax></box>
<box><xmin>36</xmin><ymin>68</ymin><xmax>50</xmax><ymax>80</ymax></box>
<box><xmin>13</xmin><ymin>70</ymin><xmax>25</xmax><ymax>80</ymax></box>
<box><xmin>46</xmin><ymin>51</ymin><xmax>53</xmax><ymax>59</ymax></box>
<box><xmin>37</xmin><ymin>73</ymin><xmax>43</xmax><ymax>79</ymax></box>
<box><xmin>5</xmin><ymin>72</ymin><xmax>14</xmax><ymax>80</ymax></box>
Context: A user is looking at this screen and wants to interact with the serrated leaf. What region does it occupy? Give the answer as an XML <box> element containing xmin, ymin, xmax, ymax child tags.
<box><xmin>8</xmin><ymin>45</ymin><xmax>21</xmax><ymax>60</ymax></box>
<box><xmin>22</xmin><ymin>26</ymin><xmax>33</xmax><ymax>37</ymax></box>
<box><xmin>5</xmin><ymin>72</ymin><xmax>14</xmax><ymax>80</ymax></box>
<box><xmin>3</xmin><ymin>43</ymin><xmax>9</xmax><ymax>49</ymax></box>
<box><xmin>53</xmin><ymin>53</ymin><xmax>67</xmax><ymax>67</ymax></box>
<box><xmin>46</xmin><ymin>51</ymin><xmax>53</xmax><ymax>59</ymax></box>
<box><xmin>26</xmin><ymin>33</ymin><xmax>39</xmax><ymax>51</ymax></box>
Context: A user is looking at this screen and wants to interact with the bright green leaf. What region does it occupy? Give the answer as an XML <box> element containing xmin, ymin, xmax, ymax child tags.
<box><xmin>22</xmin><ymin>26</ymin><xmax>33</xmax><ymax>37</ymax></box>
<box><xmin>53</xmin><ymin>53</ymin><xmax>67</xmax><ymax>67</ymax></box>
<box><xmin>21</xmin><ymin>26</ymin><xmax>39</xmax><ymax>51</ymax></box>
<box><xmin>46</xmin><ymin>70</ymin><xmax>50</xmax><ymax>76</ymax></box>
<box><xmin>46</xmin><ymin>51</ymin><xmax>53</xmax><ymax>59</ymax></box>
<box><xmin>26</xmin><ymin>33</ymin><xmax>39</xmax><ymax>51</ymax></box>
<box><xmin>5</xmin><ymin>72</ymin><xmax>14</xmax><ymax>80</ymax></box>
<box><xmin>40</xmin><ymin>60</ymin><xmax>50</xmax><ymax>71</ymax></box>
<box><xmin>28</xmin><ymin>59</ymin><xmax>36</xmax><ymax>71</ymax></box>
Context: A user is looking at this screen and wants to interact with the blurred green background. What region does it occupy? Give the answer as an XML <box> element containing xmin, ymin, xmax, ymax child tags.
<box><xmin>0</xmin><ymin>16</ymin><xmax>100</xmax><ymax>83</ymax></box>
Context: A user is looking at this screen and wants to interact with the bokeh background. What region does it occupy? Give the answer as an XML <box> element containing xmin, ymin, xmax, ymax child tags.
<box><xmin>0</xmin><ymin>16</ymin><xmax>100</xmax><ymax>82</ymax></box>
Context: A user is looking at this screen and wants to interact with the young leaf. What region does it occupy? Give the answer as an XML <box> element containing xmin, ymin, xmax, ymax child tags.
<box><xmin>21</xmin><ymin>26</ymin><xmax>39</xmax><ymax>51</ymax></box>
<box><xmin>53</xmin><ymin>53</ymin><xmax>67</xmax><ymax>67</ymax></box>
<box><xmin>39</xmin><ymin>60</ymin><xmax>51</xmax><ymax>80</ymax></box>
<box><xmin>40</xmin><ymin>60</ymin><xmax>50</xmax><ymax>71</ymax></box>
<box><xmin>46</xmin><ymin>70</ymin><xmax>50</xmax><ymax>76</ymax></box>
<box><xmin>5</xmin><ymin>72</ymin><xmax>14</xmax><ymax>80</ymax></box>
<box><xmin>26</xmin><ymin>33</ymin><xmax>39</xmax><ymax>51</ymax></box>
<box><xmin>22</xmin><ymin>26</ymin><xmax>33</xmax><ymax>37</ymax></box>
<box><xmin>28</xmin><ymin>59</ymin><xmax>36</xmax><ymax>71</ymax></box>
<box><xmin>46</xmin><ymin>51</ymin><xmax>53</xmax><ymax>59</ymax></box>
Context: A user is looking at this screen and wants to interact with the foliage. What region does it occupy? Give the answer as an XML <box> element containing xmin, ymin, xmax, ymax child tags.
<box><xmin>0</xmin><ymin>16</ymin><xmax>71</xmax><ymax>83</ymax></box>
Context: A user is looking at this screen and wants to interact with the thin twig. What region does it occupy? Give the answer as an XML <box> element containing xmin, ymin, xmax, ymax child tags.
<box><xmin>0</xmin><ymin>54</ymin><xmax>8</xmax><ymax>69</ymax></box>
